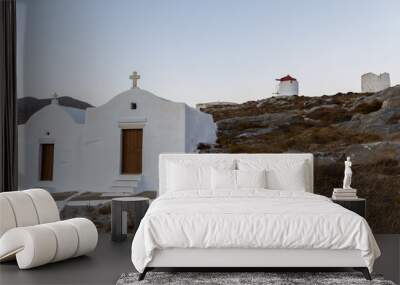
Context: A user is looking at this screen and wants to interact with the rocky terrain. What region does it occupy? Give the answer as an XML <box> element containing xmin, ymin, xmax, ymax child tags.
<box><xmin>56</xmin><ymin>191</ymin><xmax>157</xmax><ymax>233</ymax></box>
<box><xmin>199</xmin><ymin>86</ymin><xmax>400</xmax><ymax>233</ymax></box>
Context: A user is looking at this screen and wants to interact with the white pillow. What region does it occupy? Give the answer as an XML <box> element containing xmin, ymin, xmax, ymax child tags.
<box><xmin>166</xmin><ymin>159</ymin><xmax>235</xmax><ymax>191</ymax></box>
<box><xmin>167</xmin><ymin>163</ymin><xmax>209</xmax><ymax>191</ymax></box>
<box><xmin>238</xmin><ymin>159</ymin><xmax>307</xmax><ymax>191</ymax></box>
<box><xmin>236</xmin><ymin>169</ymin><xmax>267</xmax><ymax>189</ymax></box>
<box><xmin>211</xmin><ymin>168</ymin><xmax>236</xmax><ymax>191</ymax></box>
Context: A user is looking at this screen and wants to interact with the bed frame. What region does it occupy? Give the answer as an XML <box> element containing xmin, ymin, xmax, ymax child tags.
<box><xmin>140</xmin><ymin>248</ymin><xmax>370</xmax><ymax>280</ymax></box>
<box><xmin>139</xmin><ymin>154</ymin><xmax>372</xmax><ymax>281</ymax></box>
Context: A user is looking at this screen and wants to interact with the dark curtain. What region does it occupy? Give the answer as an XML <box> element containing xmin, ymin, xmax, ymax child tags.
<box><xmin>0</xmin><ymin>0</ymin><xmax>18</xmax><ymax>192</ymax></box>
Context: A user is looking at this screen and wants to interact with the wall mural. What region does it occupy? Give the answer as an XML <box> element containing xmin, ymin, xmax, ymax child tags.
<box><xmin>18</xmin><ymin>74</ymin><xmax>400</xmax><ymax>233</ymax></box>
<box><xmin>16</xmin><ymin>1</ymin><xmax>399</xmax><ymax>234</ymax></box>
<box><xmin>199</xmin><ymin>80</ymin><xmax>400</xmax><ymax>234</ymax></box>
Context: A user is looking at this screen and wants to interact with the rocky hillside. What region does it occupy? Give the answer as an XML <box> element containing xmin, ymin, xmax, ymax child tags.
<box><xmin>200</xmin><ymin>86</ymin><xmax>400</xmax><ymax>233</ymax></box>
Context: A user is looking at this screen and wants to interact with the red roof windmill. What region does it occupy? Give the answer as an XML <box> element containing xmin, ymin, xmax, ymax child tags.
<box><xmin>276</xmin><ymin>75</ymin><xmax>297</xmax><ymax>82</ymax></box>
<box><xmin>275</xmin><ymin>74</ymin><xmax>299</xmax><ymax>96</ymax></box>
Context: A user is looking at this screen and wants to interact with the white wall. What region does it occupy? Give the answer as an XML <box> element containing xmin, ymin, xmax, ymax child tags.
<box><xmin>80</xmin><ymin>88</ymin><xmax>186</xmax><ymax>193</ymax></box>
<box><xmin>19</xmin><ymin>104</ymin><xmax>83</xmax><ymax>192</ymax></box>
<box><xmin>185</xmin><ymin>106</ymin><xmax>217</xmax><ymax>152</ymax></box>
<box><xmin>361</xmin><ymin>72</ymin><xmax>391</xmax><ymax>93</ymax></box>
<box><xmin>278</xmin><ymin>80</ymin><xmax>299</xmax><ymax>96</ymax></box>
<box><xmin>18</xmin><ymin>88</ymin><xmax>217</xmax><ymax>194</ymax></box>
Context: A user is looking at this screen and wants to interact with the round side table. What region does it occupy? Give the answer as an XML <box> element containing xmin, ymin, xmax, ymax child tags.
<box><xmin>111</xmin><ymin>197</ymin><xmax>150</xmax><ymax>242</ymax></box>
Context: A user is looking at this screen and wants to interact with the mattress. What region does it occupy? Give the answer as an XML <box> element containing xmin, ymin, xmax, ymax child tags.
<box><xmin>131</xmin><ymin>190</ymin><xmax>380</xmax><ymax>273</ymax></box>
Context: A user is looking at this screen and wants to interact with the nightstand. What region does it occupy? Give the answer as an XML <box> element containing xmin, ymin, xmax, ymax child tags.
<box><xmin>111</xmin><ymin>197</ymin><xmax>150</xmax><ymax>242</ymax></box>
<box><xmin>331</xmin><ymin>198</ymin><xmax>366</xmax><ymax>218</ymax></box>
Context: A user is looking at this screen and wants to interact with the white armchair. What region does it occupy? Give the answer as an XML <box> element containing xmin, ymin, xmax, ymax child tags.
<box><xmin>0</xmin><ymin>189</ymin><xmax>98</xmax><ymax>269</ymax></box>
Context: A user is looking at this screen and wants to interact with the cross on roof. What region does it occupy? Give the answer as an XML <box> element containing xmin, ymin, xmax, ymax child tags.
<box><xmin>52</xmin><ymin>92</ymin><xmax>59</xmax><ymax>104</ymax></box>
<box><xmin>129</xmin><ymin>71</ymin><xmax>141</xmax><ymax>88</ymax></box>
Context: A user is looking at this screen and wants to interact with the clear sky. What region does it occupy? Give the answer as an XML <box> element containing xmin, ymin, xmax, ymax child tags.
<box><xmin>18</xmin><ymin>0</ymin><xmax>400</xmax><ymax>107</ymax></box>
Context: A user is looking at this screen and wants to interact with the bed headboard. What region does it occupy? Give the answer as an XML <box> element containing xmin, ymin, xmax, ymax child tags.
<box><xmin>159</xmin><ymin>153</ymin><xmax>314</xmax><ymax>195</ymax></box>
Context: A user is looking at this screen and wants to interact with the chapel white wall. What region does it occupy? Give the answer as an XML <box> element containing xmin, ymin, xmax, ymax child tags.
<box><xmin>184</xmin><ymin>106</ymin><xmax>217</xmax><ymax>152</ymax></box>
<box><xmin>80</xmin><ymin>89</ymin><xmax>186</xmax><ymax>193</ymax></box>
<box><xmin>19</xmin><ymin>104</ymin><xmax>83</xmax><ymax>192</ymax></box>
<box><xmin>18</xmin><ymin>88</ymin><xmax>217</xmax><ymax>194</ymax></box>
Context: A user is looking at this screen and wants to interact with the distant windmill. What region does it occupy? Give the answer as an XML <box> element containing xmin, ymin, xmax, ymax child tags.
<box><xmin>274</xmin><ymin>75</ymin><xmax>299</xmax><ymax>96</ymax></box>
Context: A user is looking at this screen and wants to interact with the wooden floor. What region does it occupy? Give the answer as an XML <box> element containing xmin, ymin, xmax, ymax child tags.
<box><xmin>0</xmin><ymin>234</ymin><xmax>398</xmax><ymax>285</ymax></box>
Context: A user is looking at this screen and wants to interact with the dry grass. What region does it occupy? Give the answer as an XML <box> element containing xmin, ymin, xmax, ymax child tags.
<box><xmin>201</xmin><ymin>90</ymin><xmax>400</xmax><ymax>233</ymax></box>
<box><xmin>389</xmin><ymin>132</ymin><xmax>400</xmax><ymax>141</ymax></box>
<box><xmin>219</xmin><ymin>125</ymin><xmax>381</xmax><ymax>154</ymax></box>
<box><xmin>353</xmin><ymin>100</ymin><xmax>382</xmax><ymax>114</ymax></box>
<box><xmin>292</xmin><ymin>127</ymin><xmax>381</xmax><ymax>148</ymax></box>
<box><xmin>203</xmin><ymin>92</ymin><xmax>373</xmax><ymax>122</ymax></box>
<box><xmin>51</xmin><ymin>191</ymin><xmax>78</xmax><ymax>201</ymax></box>
<box><xmin>306</xmin><ymin>107</ymin><xmax>352</xmax><ymax>124</ymax></box>
<box><xmin>387</xmin><ymin>113</ymin><xmax>400</xmax><ymax>124</ymax></box>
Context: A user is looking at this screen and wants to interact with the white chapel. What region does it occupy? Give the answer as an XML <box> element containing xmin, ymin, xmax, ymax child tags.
<box><xmin>18</xmin><ymin>72</ymin><xmax>217</xmax><ymax>193</ymax></box>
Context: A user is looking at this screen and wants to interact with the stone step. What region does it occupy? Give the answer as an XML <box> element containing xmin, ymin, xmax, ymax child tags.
<box><xmin>110</xmin><ymin>185</ymin><xmax>137</xmax><ymax>193</ymax></box>
<box><xmin>112</xmin><ymin>180</ymin><xmax>139</xmax><ymax>188</ymax></box>
<box><xmin>110</xmin><ymin>176</ymin><xmax>141</xmax><ymax>192</ymax></box>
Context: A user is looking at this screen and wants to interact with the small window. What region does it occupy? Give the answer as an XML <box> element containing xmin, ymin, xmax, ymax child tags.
<box><xmin>40</xmin><ymin>144</ymin><xmax>54</xmax><ymax>181</ymax></box>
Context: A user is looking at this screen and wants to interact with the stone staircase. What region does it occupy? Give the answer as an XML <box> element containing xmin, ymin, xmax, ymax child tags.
<box><xmin>111</xmin><ymin>175</ymin><xmax>142</xmax><ymax>192</ymax></box>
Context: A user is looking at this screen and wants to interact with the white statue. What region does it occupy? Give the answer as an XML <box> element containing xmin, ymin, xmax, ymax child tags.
<box><xmin>343</xmin><ymin>156</ymin><xmax>353</xmax><ymax>189</ymax></box>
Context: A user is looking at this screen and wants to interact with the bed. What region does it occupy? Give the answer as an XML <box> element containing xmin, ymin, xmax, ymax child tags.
<box><xmin>131</xmin><ymin>153</ymin><xmax>380</xmax><ymax>280</ymax></box>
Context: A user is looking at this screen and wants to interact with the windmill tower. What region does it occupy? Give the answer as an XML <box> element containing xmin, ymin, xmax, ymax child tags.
<box><xmin>275</xmin><ymin>75</ymin><xmax>299</xmax><ymax>96</ymax></box>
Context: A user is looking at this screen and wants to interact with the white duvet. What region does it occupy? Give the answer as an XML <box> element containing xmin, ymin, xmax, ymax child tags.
<box><xmin>131</xmin><ymin>190</ymin><xmax>380</xmax><ymax>273</ymax></box>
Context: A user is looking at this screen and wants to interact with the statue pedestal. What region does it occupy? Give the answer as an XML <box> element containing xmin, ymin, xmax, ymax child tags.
<box><xmin>331</xmin><ymin>198</ymin><xmax>366</xmax><ymax>218</ymax></box>
<box><xmin>332</xmin><ymin>188</ymin><xmax>357</xmax><ymax>200</ymax></box>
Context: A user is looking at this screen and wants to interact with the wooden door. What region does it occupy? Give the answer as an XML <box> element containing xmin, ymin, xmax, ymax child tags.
<box><xmin>121</xmin><ymin>129</ymin><xmax>143</xmax><ymax>174</ymax></box>
<box><xmin>40</xmin><ymin>144</ymin><xmax>54</xmax><ymax>181</ymax></box>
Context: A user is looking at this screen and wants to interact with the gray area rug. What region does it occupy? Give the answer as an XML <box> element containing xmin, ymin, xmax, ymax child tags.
<box><xmin>116</xmin><ymin>272</ymin><xmax>396</xmax><ymax>285</ymax></box>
